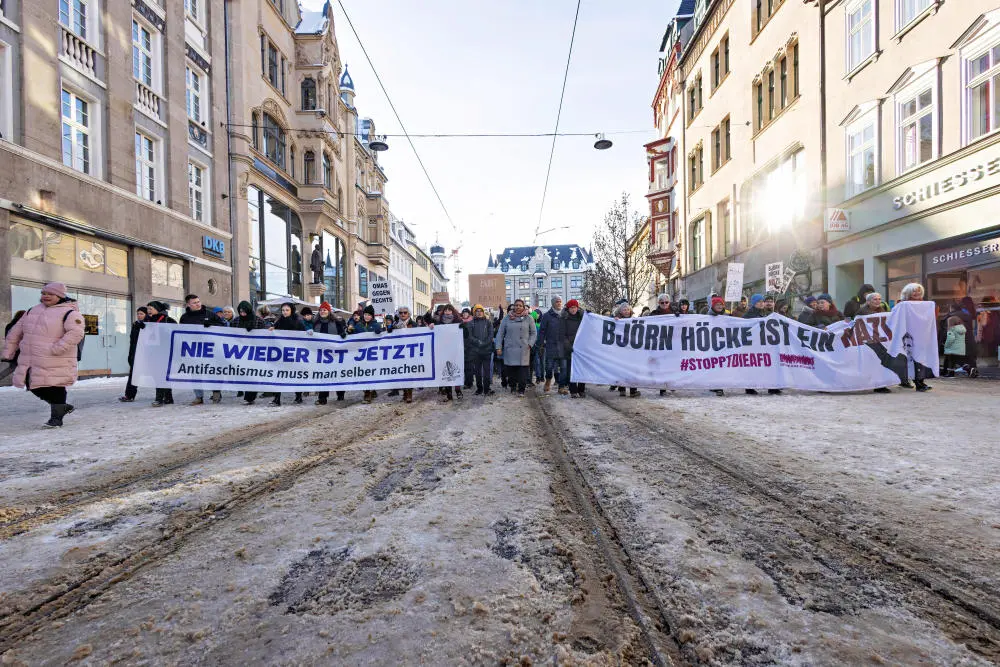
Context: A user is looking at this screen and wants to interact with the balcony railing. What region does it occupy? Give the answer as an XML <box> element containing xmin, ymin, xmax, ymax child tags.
<box><xmin>136</xmin><ymin>81</ymin><xmax>163</xmax><ymax>121</ymax></box>
<box><xmin>61</xmin><ymin>26</ymin><xmax>97</xmax><ymax>78</ymax></box>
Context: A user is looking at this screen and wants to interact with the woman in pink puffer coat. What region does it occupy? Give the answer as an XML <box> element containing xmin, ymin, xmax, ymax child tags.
<box><xmin>2</xmin><ymin>282</ymin><xmax>85</xmax><ymax>428</ymax></box>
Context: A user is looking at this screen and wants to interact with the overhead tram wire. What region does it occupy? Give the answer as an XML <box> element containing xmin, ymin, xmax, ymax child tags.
<box><xmin>224</xmin><ymin>125</ymin><xmax>651</xmax><ymax>140</ymax></box>
<box><xmin>533</xmin><ymin>0</ymin><xmax>583</xmax><ymax>245</ymax></box>
<box><xmin>336</xmin><ymin>0</ymin><xmax>457</xmax><ymax>233</ymax></box>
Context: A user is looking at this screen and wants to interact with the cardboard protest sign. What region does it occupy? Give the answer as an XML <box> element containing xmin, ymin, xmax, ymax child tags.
<box><xmin>468</xmin><ymin>273</ymin><xmax>507</xmax><ymax>308</ymax></box>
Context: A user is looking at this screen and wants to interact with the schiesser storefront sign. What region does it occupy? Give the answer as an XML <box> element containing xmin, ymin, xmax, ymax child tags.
<box><xmin>925</xmin><ymin>234</ymin><xmax>1000</xmax><ymax>272</ymax></box>
<box><xmin>893</xmin><ymin>154</ymin><xmax>1000</xmax><ymax>211</ymax></box>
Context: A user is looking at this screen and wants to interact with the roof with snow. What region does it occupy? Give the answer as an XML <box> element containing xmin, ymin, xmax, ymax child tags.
<box><xmin>491</xmin><ymin>244</ymin><xmax>592</xmax><ymax>269</ymax></box>
<box><xmin>340</xmin><ymin>64</ymin><xmax>355</xmax><ymax>91</ymax></box>
<box><xmin>295</xmin><ymin>0</ymin><xmax>330</xmax><ymax>34</ymax></box>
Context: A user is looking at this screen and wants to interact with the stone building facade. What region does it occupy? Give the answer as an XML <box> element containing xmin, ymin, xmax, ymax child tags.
<box><xmin>486</xmin><ymin>245</ymin><xmax>592</xmax><ymax>309</ymax></box>
<box><xmin>0</xmin><ymin>0</ymin><xmax>232</xmax><ymax>376</ymax></box>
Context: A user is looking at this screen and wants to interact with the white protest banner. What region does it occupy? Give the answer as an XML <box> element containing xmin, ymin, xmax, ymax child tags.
<box><xmin>780</xmin><ymin>267</ymin><xmax>797</xmax><ymax>293</ymax></box>
<box><xmin>570</xmin><ymin>301</ymin><xmax>938</xmax><ymax>392</ymax></box>
<box><xmin>765</xmin><ymin>262</ymin><xmax>784</xmax><ymax>293</ymax></box>
<box><xmin>724</xmin><ymin>263</ymin><xmax>745</xmax><ymax>302</ymax></box>
<box><xmin>132</xmin><ymin>324</ymin><xmax>464</xmax><ymax>392</ymax></box>
<box><xmin>369</xmin><ymin>280</ymin><xmax>395</xmax><ymax>313</ymax></box>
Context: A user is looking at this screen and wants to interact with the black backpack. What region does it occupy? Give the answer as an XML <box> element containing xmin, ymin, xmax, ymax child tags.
<box><xmin>62</xmin><ymin>310</ymin><xmax>86</xmax><ymax>361</ymax></box>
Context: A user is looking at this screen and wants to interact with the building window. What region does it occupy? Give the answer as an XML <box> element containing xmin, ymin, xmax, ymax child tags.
<box><xmin>897</xmin><ymin>81</ymin><xmax>935</xmax><ymax>173</ymax></box>
<box><xmin>132</xmin><ymin>19</ymin><xmax>153</xmax><ymax>87</ymax></box>
<box><xmin>303</xmin><ymin>151</ymin><xmax>315</xmax><ymax>184</ymax></box>
<box><xmin>322</xmin><ymin>152</ymin><xmax>332</xmax><ymax>189</ymax></box>
<box><xmin>779</xmin><ymin>57</ymin><xmax>788</xmax><ymax>108</ymax></box>
<box><xmin>186</xmin><ymin>66</ymin><xmax>203</xmax><ymax>123</ymax></box>
<box><xmin>60</xmin><ymin>0</ymin><xmax>88</xmax><ymax>40</ymax></box>
<box><xmin>711</xmin><ymin>34</ymin><xmax>730</xmax><ymax>91</ymax></box>
<box><xmin>724</xmin><ymin>35</ymin><xmax>730</xmax><ymax>76</ymax></box>
<box><xmin>184</xmin><ymin>0</ymin><xmax>201</xmax><ymax>24</ymax></box>
<box><xmin>301</xmin><ymin>78</ymin><xmax>316</xmax><ymax>111</ymax></box>
<box><xmin>262</xmin><ymin>113</ymin><xmax>285</xmax><ymax>168</ymax></box>
<box><xmin>570</xmin><ymin>276</ymin><xmax>583</xmax><ymax>289</ymax></box>
<box><xmin>265</xmin><ymin>39</ymin><xmax>279</xmax><ymax>88</ymax></box>
<box><xmin>188</xmin><ymin>162</ymin><xmax>206</xmax><ymax>222</ymax></box>
<box><xmin>536</xmin><ymin>277</ymin><xmax>544</xmax><ymax>289</ymax></box>
<box><xmin>551</xmin><ymin>277</ymin><xmax>563</xmax><ymax>289</ymax></box>
<box><xmin>61</xmin><ymin>89</ymin><xmax>91</xmax><ymax>174</ymax></box>
<box><xmin>134</xmin><ymin>131</ymin><xmax>158</xmax><ymax>202</ymax></box>
<box><xmin>897</xmin><ymin>0</ymin><xmax>932</xmax><ymax>30</ymax></box>
<box><xmin>653</xmin><ymin>159</ymin><xmax>668</xmax><ymax>189</ymax></box>
<box><xmin>0</xmin><ymin>42</ymin><xmax>11</xmax><ymax>141</ymax></box>
<box><xmin>965</xmin><ymin>42</ymin><xmax>1000</xmax><ymax>142</ymax></box>
<box><xmin>712</xmin><ymin>126</ymin><xmax>721</xmax><ymax>171</ymax></box>
<box><xmin>691</xmin><ymin>219</ymin><xmax>703</xmax><ymax>272</ymax></box>
<box><xmin>289</xmin><ymin>146</ymin><xmax>295</xmax><ymax>179</ymax></box>
<box><xmin>688</xmin><ymin>73</ymin><xmax>702</xmax><ymax>120</ymax></box>
<box><xmin>247</xmin><ymin>185</ymin><xmax>305</xmax><ymax>300</ymax></box>
<box><xmin>755</xmin><ymin>81</ymin><xmax>764</xmax><ymax>131</ymax></box>
<box><xmin>793</xmin><ymin>43</ymin><xmax>800</xmax><ymax>98</ymax></box>
<box><xmin>846</xmin><ymin>110</ymin><xmax>878</xmax><ymax>197</ymax></box>
<box><xmin>251</xmin><ymin>111</ymin><xmax>260</xmax><ymax>150</ymax></box>
<box><xmin>518</xmin><ymin>279</ymin><xmax>530</xmax><ymax>290</ymax></box>
<box><xmin>152</xmin><ymin>256</ymin><xmax>184</xmax><ymax>288</ymax></box>
<box><xmin>719</xmin><ymin>199</ymin><xmax>732</xmax><ymax>256</ymax></box>
<box><xmin>846</xmin><ymin>0</ymin><xmax>875</xmax><ymax>73</ymax></box>
<box><xmin>767</xmin><ymin>69</ymin><xmax>775</xmax><ymax>120</ymax></box>
<box><xmin>723</xmin><ymin>116</ymin><xmax>731</xmax><ymax>161</ymax></box>
<box><xmin>358</xmin><ymin>266</ymin><xmax>368</xmax><ymax>297</ymax></box>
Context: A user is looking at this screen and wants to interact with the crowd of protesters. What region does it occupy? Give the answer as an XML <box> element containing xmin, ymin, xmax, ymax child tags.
<box><xmin>2</xmin><ymin>275</ymin><xmax>992</xmax><ymax>428</ymax></box>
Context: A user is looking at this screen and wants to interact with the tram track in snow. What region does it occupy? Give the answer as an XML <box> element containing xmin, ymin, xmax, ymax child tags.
<box><xmin>0</xmin><ymin>396</ymin><xmax>440</xmax><ymax>655</ymax></box>
<box><xmin>565</xmin><ymin>388</ymin><xmax>1000</xmax><ymax>663</ymax></box>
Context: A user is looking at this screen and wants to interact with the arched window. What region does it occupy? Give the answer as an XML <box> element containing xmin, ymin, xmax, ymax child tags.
<box><xmin>303</xmin><ymin>151</ymin><xmax>315</xmax><ymax>184</ymax></box>
<box><xmin>301</xmin><ymin>78</ymin><xmax>316</xmax><ymax>111</ymax></box>
<box><xmin>322</xmin><ymin>152</ymin><xmax>332</xmax><ymax>189</ymax></box>
<box><xmin>262</xmin><ymin>113</ymin><xmax>285</xmax><ymax>168</ymax></box>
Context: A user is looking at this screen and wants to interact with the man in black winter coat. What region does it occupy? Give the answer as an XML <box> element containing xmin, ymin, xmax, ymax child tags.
<box><xmin>538</xmin><ymin>297</ymin><xmax>568</xmax><ymax>393</ymax></box>
<box><xmin>464</xmin><ymin>305</ymin><xmax>495</xmax><ymax>395</ymax></box>
<box><xmin>179</xmin><ymin>294</ymin><xmax>221</xmax><ymax>404</ymax></box>
<box><xmin>311</xmin><ymin>302</ymin><xmax>348</xmax><ymax>404</ymax></box>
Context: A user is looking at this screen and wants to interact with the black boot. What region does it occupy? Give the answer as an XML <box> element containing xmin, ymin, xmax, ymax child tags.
<box><xmin>271</xmin><ymin>394</ymin><xmax>281</xmax><ymax>406</ymax></box>
<box><xmin>44</xmin><ymin>403</ymin><xmax>72</xmax><ymax>428</ymax></box>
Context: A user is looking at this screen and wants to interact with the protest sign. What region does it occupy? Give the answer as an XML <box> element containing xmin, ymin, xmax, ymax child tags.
<box><xmin>369</xmin><ymin>280</ymin><xmax>395</xmax><ymax>313</ymax></box>
<box><xmin>765</xmin><ymin>262</ymin><xmax>784</xmax><ymax>293</ymax></box>
<box><xmin>570</xmin><ymin>301</ymin><xmax>938</xmax><ymax>392</ymax></box>
<box><xmin>468</xmin><ymin>273</ymin><xmax>507</xmax><ymax>309</ymax></box>
<box><xmin>132</xmin><ymin>324</ymin><xmax>464</xmax><ymax>392</ymax></box>
<box><xmin>724</xmin><ymin>263</ymin><xmax>744</xmax><ymax>302</ymax></box>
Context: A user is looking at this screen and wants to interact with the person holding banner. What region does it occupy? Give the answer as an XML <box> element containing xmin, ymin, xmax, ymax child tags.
<box><xmin>742</xmin><ymin>295</ymin><xmax>781</xmax><ymax>395</ymax></box>
<box><xmin>267</xmin><ymin>303</ymin><xmax>306</xmax><ymax>406</ymax></box>
<box><xmin>613</xmin><ymin>302</ymin><xmax>641</xmax><ymax>398</ymax></box>
<box><xmin>897</xmin><ymin>283</ymin><xmax>933</xmax><ymax>392</ymax></box>
<box><xmin>562</xmin><ymin>299</ymin><xmax>586</xmax><ymax>398</ymax></box>
<box><xmin>799</xmin><ymin>294</ymin><xmax>842</xmax><ymax>329</ymax></box>
<box><xmin>119</xmin><ymin>306</ymin><xmax>147</xmax><ymax>403</ymax></box>
<box><xmin>495</xmin><ymin>299</ymin><xmax>536</xmax><ymax>396</ymax></box>
<box><xmin>310</xmin><ymin>302</ymin><xmax>349</xmax><ymax>405</ymax></box>
<box><xmin>147</xmin><ymin>302</ymin><xmax>177</xmax><ymax>407</ymax></box>
<box><xmin>651</xmin><ymin>294</ymin><xmax>675</xmax><ymax>316</ymax></box>
<box><xmin>539</xmin><ymin>297</ymin><xmax>568</xmax><ymax>394</ymax></box>
<box><xmin>350</xmin><ymin>305</ymin><xmax>382</xmax><ymax>404</ymax></box>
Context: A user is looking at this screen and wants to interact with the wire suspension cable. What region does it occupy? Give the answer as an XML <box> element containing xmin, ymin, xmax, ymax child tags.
<box><xmin>533</xmin><ymin>0</ymin><xmax>583</xmax><ymax>245</ymax></box>
<box><xmin>336</xmin><ymin>0</ymin><xmax>457</xmax><ymax>232</ymax></box>
<box><xmin>226</xmin><ymin>124</ymin><xmax>650</xmax><ymax>139</ymax></box>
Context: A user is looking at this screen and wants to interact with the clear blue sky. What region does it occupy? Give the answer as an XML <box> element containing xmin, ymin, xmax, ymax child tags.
<box><xmin>303</xmin><ymin>0</ymin><xmax>678</xmax><ymax>299</ymax></box>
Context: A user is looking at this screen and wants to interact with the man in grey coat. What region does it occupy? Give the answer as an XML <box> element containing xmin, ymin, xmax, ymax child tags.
<box><xmin>494</xmin><ymin>299</ymin><xmax>537</xmax><ymax>396</ymax></box>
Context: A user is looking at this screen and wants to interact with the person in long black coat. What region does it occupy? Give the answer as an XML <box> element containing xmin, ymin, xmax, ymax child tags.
<box><xmin>311</xmin><ymin>302</ymin><xmax>347</xmax><ymax>404</ymax></box>
<box><xmin>119</xmin><ymin>306</ymin><xmax>148</xmax><ymax>402</ymax></box>
<box><xmin>146</xmin><ymin>302</ymin><xmax>176</xmax><ymax>406</ymax></box>
<box><xmin>267</xmin><ymin>303</ymin><xmax>306</xmax><ymax>406</ymax></box>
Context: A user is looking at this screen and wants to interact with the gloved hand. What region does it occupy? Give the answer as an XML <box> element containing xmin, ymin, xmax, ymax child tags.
<box><xmin>203</xmin><ymin>320</ymin><xmax>213</xmax><ymax>327</ymax></box>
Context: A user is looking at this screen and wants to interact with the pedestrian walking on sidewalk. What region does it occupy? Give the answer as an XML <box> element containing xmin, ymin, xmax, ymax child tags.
<box><xmin>495</xmin><ymin>299</ymin><xmax>536</xmax><ymax>396</ymax></box>
<box><xmin>2</xmin><ymin>282</ymin><xmax>85</xmax><ymax>428</ymax></box>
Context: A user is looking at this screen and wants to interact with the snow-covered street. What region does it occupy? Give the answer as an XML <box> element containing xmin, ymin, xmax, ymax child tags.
<box><xmin>1</xmin><ymin>377</ymin><xmax>999</xmax><ymax>665</ymax></box>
